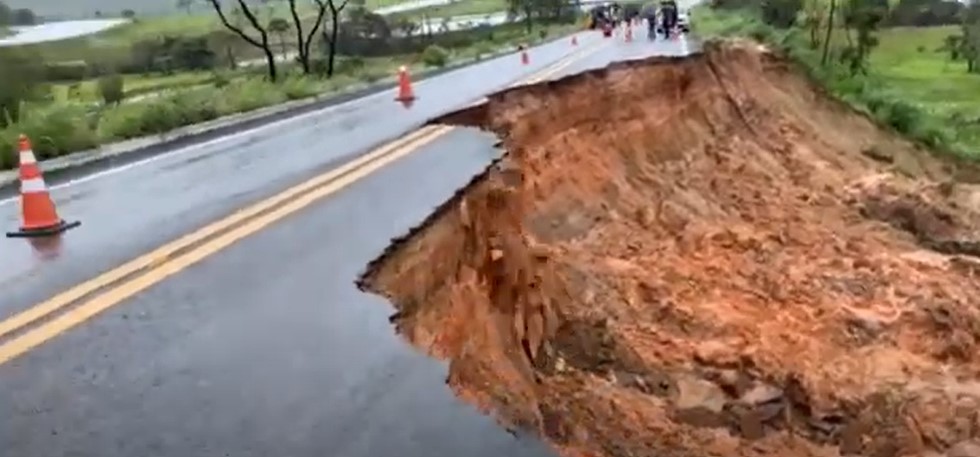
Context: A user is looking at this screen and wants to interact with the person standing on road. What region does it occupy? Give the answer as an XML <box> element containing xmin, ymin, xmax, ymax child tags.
<box><xmin>659</xmin><ymin>0</ymin><xmax>678</xmax><ymax>39</ymax></box>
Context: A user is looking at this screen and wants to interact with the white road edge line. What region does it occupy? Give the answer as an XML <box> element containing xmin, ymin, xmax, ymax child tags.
<box><xmin>0</xmin><ymin>39</ymin><xmax>575</xmax><ymax>208</ymax></box>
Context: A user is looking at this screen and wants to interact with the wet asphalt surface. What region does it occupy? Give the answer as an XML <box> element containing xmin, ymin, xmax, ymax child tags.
<box><xmin>0</xmin><ymin>29</ymin><xmax>698</xmax><ymax>457</ymax></box>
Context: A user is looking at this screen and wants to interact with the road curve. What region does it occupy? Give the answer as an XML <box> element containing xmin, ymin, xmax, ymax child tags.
<box><xmin>0</xmin><ymin>28</ymin><xmax>697</xmax><ymax>457</ymax></box>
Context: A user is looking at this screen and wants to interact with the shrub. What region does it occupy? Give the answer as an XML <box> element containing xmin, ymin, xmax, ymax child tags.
<box><xmin>421</xmin><ymin>44</ymin><xmax>449</xmax><ymax>68</ymax></box>
<box><xmin>861</xmin><ymin>91</ymin><xmax>888</xmax><ymax>114</ymax></box>
<box><xmin>916</xmin><ymin>125</ymin><xmax>950</xmax><ymax>149</ymax></box>
<box><xmin>99</xmin><ymin>99</ymin><xmax>178</xmax><ymax>140</ymax></box>
<box><xmin>310</xmin><ymin>58</ymin><xmax>331</xmax><ymax>76</ymax></box>
<box><xmin>336</xmin><ymin>56</ymin><xmax>366</xmax><ymax>75</ymax></box>
<box><xmin>212</xmin><ymin>71</ymin><xmax>231</xmax><ymax>88</ymax></box>
<box><xmin>281</xmin><ymin>77</ymin><xmax>319</xmax><ymax>100</ymax></box>
<box><xmin>0</xmin><ymin>47</ymin><xmax>42</xmax><ymax>127</ymax></box>
<box><xmin>216</xmin><ymin>78</ymin><xmax>287</xmax><ymax>113</ymax></box>
<box><xmin>0</xmin><ymin>132</ymin><xmax>17</xmax><ymax>169</ymax></box>
<box><xmin>43</xmin><ymin>62</ymin><xmax>89</xmax><ymax>82</ymax></box>
<box><xmin>170</xmin><ymin>90</ymin><xmax>221</xmax><ymax>125</ymax></box>
<box><xmin>747</xmin><ymin>23</ymin><xmax>774</xmax><ymax>42</ymax></box>
<box><xmin>358</xmin><ymin>67</ymin><xmax>388</xmax><ymax>83</ymax></box>
<box><xmin>98</xmin><ymin>74</ymin><xmax>125</xmax><ymax>105</ymax></box>
<box><xmin>880</xmin><ymin>99</ymin><xmax>922</xmax><ymax>134</ymax></box>
<box><xmin>761</xmin><ymin>0</ymin><xmax>803</xmax><ymax>28</ymax></box>
<box><xmin>15</xmin><ymin>105</ymin><xmax>97</xmax><ymax>160</ymax></box>
<box><xmin>473</xmin><ymin>41</ymin><xmax>496</xmax><ymax>60</ymax></box>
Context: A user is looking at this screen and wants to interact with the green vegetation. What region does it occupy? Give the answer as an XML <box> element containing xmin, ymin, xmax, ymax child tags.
<box><xmin>97</xmin><ymin>73</ymin><xmax>124</xmax><ymax>104</ymax></box>
<box><xmin>696</xmin><ymin>0</ymin><xmax>980</xmax><ymax>158</ymax></box>
<box><xmin>0</xmin><ymin>0</ymin><xmax>584</xmax><ymax>170</ymax></box>
<box><xmin>0</xmin><ymin>0</ymin><xmax>35</xmax><ymax>26</ymax></box>
<box><xmin>0</xmin><ymin>16</ymin><xmax>579</xmax><ymax>170</ymax></box>
<box><xmin>421</xmin><ymin>44</ymin><xmax>450</xmax><ymax>66</ymax></box>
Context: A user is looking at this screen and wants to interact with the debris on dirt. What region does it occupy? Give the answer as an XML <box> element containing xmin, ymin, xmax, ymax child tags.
<box><xmin>358</xmin><ymin>39</ymin><xmax>980</xmax><ymax>457</ymax></box>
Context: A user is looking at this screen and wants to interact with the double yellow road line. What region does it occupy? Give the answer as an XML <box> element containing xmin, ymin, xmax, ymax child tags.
<box><xmin>0</xmin><ymin>36</ymin><xmax>608</xmax><ymax>367</ymax></box>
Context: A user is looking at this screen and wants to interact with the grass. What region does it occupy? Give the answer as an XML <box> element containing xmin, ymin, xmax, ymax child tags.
<box><xmin>869</xmin><ymin>26</ymin><xmax>980</xmax><ymax>149</ymax></box>
<box><xmin>694</xmin><ymin>6</ymin><xmax>980</xmax><ymax>158</ymax></box>
<box><xmin>50</xmin><ymin>71</ymin><xmax>219</xmax><ymax>103</ymax></box>
<box><xmin>0</xmin><ymin>20</ymin><xmax>581</xmax><ymax>170</ymax></box>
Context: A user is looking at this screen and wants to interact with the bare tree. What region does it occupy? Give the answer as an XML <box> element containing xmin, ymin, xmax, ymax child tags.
<box><xmin>208</xmin><ymin>0</ymin><xmax>278</xmax><ymax>81</ymax></box>
<box><xmin>287</xmin><ymin>0</ymin><xmax>331</xmax><ymax>74</ymax></box>
<box><xmin>321</xmin><ymin>0</ymin><xmax>351</xmax><ymax>77</ymax></box>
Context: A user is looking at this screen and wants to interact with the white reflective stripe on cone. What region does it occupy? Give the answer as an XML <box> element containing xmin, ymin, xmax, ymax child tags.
<box><xmin>19</xmin><ymin>150</ymin><xmax>37</xmax><ymax>165</ymax></box>
<box><xmin>21</xmin><ymin>177</ymin><xmax>48</xmax><ymax>193</ymax></box>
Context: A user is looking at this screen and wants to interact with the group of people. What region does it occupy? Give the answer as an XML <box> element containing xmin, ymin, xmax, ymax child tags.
<box><xmin>646</xmin><ymin>0</ymin><xmax>681</xmax><ymax>40</ymax></box>
<box><xmin>588</xmin><ymin>1</ymin><xmax>683</xmax><ymax>40</ymax></box>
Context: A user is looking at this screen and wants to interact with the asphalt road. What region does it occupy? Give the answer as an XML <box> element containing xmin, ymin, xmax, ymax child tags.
<box><xmin>0</xmin><ymin>28</ymin><xmax>697</xmax><ymax>457</ymax></box>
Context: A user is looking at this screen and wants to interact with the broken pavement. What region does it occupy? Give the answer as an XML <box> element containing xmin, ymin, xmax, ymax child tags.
<box><xmin>359</xmin><ymin>40</ymin><xmax>980</xmax><ymax>457</ymax></box>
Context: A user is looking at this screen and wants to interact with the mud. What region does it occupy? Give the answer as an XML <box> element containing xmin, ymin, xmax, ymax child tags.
<box><xmin>357</xmin><ymin>40</ymin><xmax>980</xmax><ymax>457</ymax></box>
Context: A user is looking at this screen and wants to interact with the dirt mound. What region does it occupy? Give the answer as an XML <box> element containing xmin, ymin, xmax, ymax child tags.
<box><xmin>357</xmin><ymin>40</ymin><xmax>980</xmax><ymax>457</ymax></box>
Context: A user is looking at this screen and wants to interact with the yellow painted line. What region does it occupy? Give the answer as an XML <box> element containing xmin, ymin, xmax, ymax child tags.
<box><xmin>0</xmin><ymin>125</ymin><xmax>455</xmax><ymax>366</ymax></box>
<box><xmin>0</xmin><ymin>125</ymin><xmax>439</xmax><ymax>342</ymax></box>
<box><xmin>0</xmin><ymin>35</ymin><xmax>610</xmax><ymax>366</ymax></box>
<box><xmin>0</xmin><ymin>42</ymin><xmax>602</xmax><ymax>343</ymax></box>
<box><xmin>0</xmin><ymin>39</ymin><xmax>604</xmax><ymax>340</ymax></box>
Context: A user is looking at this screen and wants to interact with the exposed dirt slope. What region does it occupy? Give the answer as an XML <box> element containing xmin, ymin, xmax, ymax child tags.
<box><xmin>358</xmin><ymin>40</ymin><xmax>980</xmax><ymax>457</ymax></box>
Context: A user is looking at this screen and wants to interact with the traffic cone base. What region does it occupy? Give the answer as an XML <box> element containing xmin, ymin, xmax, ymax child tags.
<box><xmin>6</xmin><ymin>220</ymin><xmax>80</xmax><ymax>238</ymax></box>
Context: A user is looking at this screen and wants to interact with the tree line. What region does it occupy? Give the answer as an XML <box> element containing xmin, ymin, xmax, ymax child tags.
<box><xmin>0</xmin><ymin>1</ymin><xmax>37</xmax><ymax>26</ymax></box>
<box><xmin>715</xmin><ymin>0</ymin><xmax>980</xmax><ymax>75</ymax></box>
<box><xmin>207</xmin><ymin>0</ymin><xmax>579</xmax><ymax>81</ymax></box>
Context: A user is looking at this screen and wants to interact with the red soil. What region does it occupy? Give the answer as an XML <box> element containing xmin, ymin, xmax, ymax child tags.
<box><xmin>358</xmin><ymin>40</ymin><xmax>980</xmax><ymax>457</ymax></box>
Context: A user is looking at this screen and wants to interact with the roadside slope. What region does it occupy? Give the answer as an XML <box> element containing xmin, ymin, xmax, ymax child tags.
<box><xmin>360</xmin><ymin>39</ymin><xmax>980</xmax><ymax>457</ymax></box>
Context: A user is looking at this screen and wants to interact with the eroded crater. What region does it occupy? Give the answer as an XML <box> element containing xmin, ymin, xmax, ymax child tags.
<box><xmin>358</xmin><ymin>40</ymin><xmax>980</xmax><ymax>457</ymax></box>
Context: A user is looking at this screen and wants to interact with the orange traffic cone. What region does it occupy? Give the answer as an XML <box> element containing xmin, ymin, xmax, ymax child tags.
<box><xmin>6</xmin><ymin>135</ymin><xmax>80</xmax><ymax>238</ymax></box>
<box><xmin>395</xmin><ymin>65</ymin><xmax>415</xmax><ymax>103</ymax></box>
